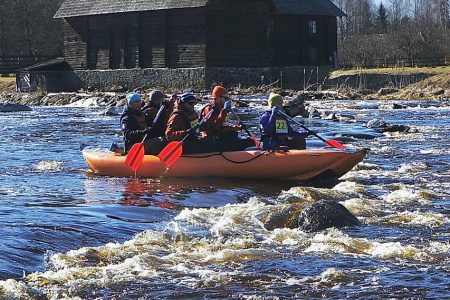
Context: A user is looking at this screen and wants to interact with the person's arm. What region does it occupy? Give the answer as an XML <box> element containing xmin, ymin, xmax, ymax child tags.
<box><xmin>165</xmin><ymin>113</ymin><xmax>190</xmax><ymax>141</ymax></box>
<box><xmin>260</xmin><ymin>110</ymin><xmax>277</xmax><ymax>134</ymax></box>
<box><xmin>121</xmin><ymin>115</ymin><xmax>146</xmax><ymax>141</ymax></box>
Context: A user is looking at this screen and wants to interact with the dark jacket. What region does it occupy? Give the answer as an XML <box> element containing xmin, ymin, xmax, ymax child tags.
<box><xmin>165</xmin><ymin>104</ymin><xmax>200</xmax><ymax>142</ymax></box>
<box><xmin>120</xmin><ymin>105</ymin><xmax>150</xmax><ymax>152</ymax></box>
<box><xmin>259</xmin><ymin>110</ymin><xmax>307</xmax><ymax>150</ymax></box>
<box><xmin>142</xmin><ymin>100</ymin><xmax>175</xmax><ymax>138</ymax></box>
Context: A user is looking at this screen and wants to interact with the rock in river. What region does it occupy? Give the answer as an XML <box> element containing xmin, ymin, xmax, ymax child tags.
<box><xmin>0</xmin><ymin>103</ymin><xmax>32</xmax><ymax>112</ymax></box>
<box><xmin>297</xmin><ymin>201</ymin><xmax>360</xmax><ymax>232</ymax></box>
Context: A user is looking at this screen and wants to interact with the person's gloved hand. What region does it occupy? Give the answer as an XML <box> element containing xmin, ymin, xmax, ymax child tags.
<box><xmin>140</xmin><ymin>127</ymin><xmax>152</xmax><ymax>134</ymax></box>
<box><xmin>186</xmin><ymin>127</ymin><xmax>198</xmax><ymax>136</ymax></box>
<box><xmin>307</xmin><ymin>130</ymin><xmax>317</xmax><ymax>136</ymax></box>
<box><xmin>223</xmin><ymin>100</ymin><xmax>232</xmax><ymax>110</ymax></box>
<box><xmin>271</xmin><ymin>106</ymin><xmax>279</xmax><ymax>115</ymax></box>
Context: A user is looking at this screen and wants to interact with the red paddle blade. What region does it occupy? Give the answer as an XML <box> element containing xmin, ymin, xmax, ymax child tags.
<box><xmin>324</xmin><ymin>139</ymin><xmax>346</xmax><ymax>149</ymax></box>
<box><xmin>158</xmin><ymin>141</ymin><xmax>183</xmax><ymax>168</ymax></box>
<box><xmin>250</xmin><ymin>134</ymin><xmax>261</xmax><ymax>148</ymax></box>
<box><xmin>125</xmin><ymin>143</ymin><xmax>145</xmax><ymax>172</ymax></box>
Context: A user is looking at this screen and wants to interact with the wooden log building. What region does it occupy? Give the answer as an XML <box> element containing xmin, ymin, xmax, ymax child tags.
<box><xmin>53</xmin><ymin>0</ymin><xmax>345</xmax><ymax>70</ymax></box>
<box><xmin>17</xmin><ymin>0</ymin><xmax>345</xmax><ymax>92</ymax></box>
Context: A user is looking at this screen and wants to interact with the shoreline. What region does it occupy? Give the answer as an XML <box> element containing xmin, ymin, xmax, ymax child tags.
<box><xmin>1</xmin><ymin>68</ymin><xmax>450</xmax><ymax>106</ymax></box>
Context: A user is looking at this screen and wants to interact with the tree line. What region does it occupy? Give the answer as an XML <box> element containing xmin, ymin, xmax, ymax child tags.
<box><xmin>0</xmin><ymin>0</ymin><xmax>63</xmax><ymax>58</ymax></box>
<box><xmin>333</xmin><ymin>0</ymin><xmax>450</xmax><ymax>67</ymax></box>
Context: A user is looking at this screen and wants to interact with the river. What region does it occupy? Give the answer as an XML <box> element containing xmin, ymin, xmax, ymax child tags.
<box><xmin>0</xmin><ymin>98</ymin><xmax>449</xmax><ymax>299</ymax></box>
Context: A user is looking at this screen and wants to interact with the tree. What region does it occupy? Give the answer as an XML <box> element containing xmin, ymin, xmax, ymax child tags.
<box><xmin>375</xmin><ymin>3</ymin><xmax>389</xmax><ymax>33</ymax></box>
<box><xmin>0</xmin><ymin>0</ymin><xmax>63</xmax><ymax>57</ymax></box>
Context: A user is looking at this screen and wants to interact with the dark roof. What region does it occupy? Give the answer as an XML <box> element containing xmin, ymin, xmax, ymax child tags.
<box><xmin>54</xmin><ymin>0</ymin><xmax>208</xmax><ymax>18</ymax></box>
<box><xmin>272</xmin><ymin>0</ymin><xmax>346</xmax><ymax>17</ymax></box>
<box><xmin>22</xmin><ymin>58</ymin><xmax>72</xmax><ymax>71</ymax></box>
<box><xmin>54</xmin><ymin>0</ymin><xmax>345</xmax><ymax>18</ymax></box>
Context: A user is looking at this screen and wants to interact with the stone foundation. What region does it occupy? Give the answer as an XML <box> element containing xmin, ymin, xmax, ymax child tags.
<box><xmin>18</xmin><ymin>66</ymin><xmax>334</xmax><ymax>92</ymax></box>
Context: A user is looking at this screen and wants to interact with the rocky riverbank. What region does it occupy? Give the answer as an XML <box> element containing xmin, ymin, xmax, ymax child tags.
<box><xmin>1</xmin><ymin>68</ymin><xmax>449</xmax><ymax>109</ymax></box>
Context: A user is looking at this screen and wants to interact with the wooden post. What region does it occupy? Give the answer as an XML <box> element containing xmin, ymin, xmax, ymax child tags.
<box><xmin>316</xmin><ymin>66</ymin><xmax>319</xmax><ymax>92</ymax></box>
<box><xmin>303</xmin><ymin>67</ymin><xmax>306</xmax><ymax>92</ymax></box>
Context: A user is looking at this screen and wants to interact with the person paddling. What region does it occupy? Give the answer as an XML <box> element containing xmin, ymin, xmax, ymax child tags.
<box><xmin>165</xmin><ymin>92</ymin><xmax>219</xmax><ymax>154</ymax></box>
<box><xmin>142</xmin><ymin>90</ymin><xmax>175</xmax><ymax>138</ymax></box>
<box><xmin>200</xmin><ymin>85</ymin><xmax>254</xmax><ymax>151</ymax></box>
<box><xmin>259</xmin><ymin>92</ymin><xmax>309</xmax><ymax>150</ymax></box>
<box><xmin>120</xmin><ymin>92</ymin><xmax>152</xmax><ymax>154</ymax></box>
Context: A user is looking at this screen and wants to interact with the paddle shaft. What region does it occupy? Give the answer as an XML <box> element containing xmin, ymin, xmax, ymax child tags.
<box><xmin>159</xmin><ymin>108</ymin><xmax>215</xmax><ymax>167</ymax></box>
<box><xmin>181</xmin><ymin>108</ymin><xmax>214</xmax><ymax>142</ymax></box>
<box><xmin>277</xmin><ymin>110</ymin><xmax>329</xmax><ymax>144</ymax></box>
<box><xmin>125</xmin><ymin>104</ymin><xmax>167</xmax><ymax>172</ymax></box>
<box><xmin>230</xmin><ymin>109</ymin><xmax>260</xmax><ymax>147</ymax></box>
<box><xmin>140</xmin><ymin>103</ymin><xmax>166</xmax><ymax>143</ymax></box>
<box><xmin>230</xmin><ymin>109</ymin><xmax>252</xmax><ymax>138</ymax></box>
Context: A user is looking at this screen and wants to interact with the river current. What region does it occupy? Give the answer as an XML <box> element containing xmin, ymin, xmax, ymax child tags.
<box><xmin>0</xmin><ymin>98</ymin><xmax>449</xmax><ymax>299</ymax></box>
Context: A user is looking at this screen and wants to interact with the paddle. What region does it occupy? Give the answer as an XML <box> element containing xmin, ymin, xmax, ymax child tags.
<box><xmin>125</xmin><ymin>104</ymin><xmax>166</xmax><ymax>173</ymax></box>
<box><xmin>158</xmin><ymin>109</ymin><xmax>215</xmax><ymax>168</ymax></box>
<box><xmin>229</xmin><ymin>108</ymin><xmax>261</xmax><ymax>148</ymax></box>
<box><xmin>277</xmin><ymin>110</ymin><xmax>346</xmax><ymax>149</ymax></box>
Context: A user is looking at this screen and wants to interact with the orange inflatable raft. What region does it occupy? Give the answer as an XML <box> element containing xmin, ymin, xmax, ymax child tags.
<box><xmin>82</xmin><ymin>148</ymin><xmax>367</xmax><ymax>180</ymax></box>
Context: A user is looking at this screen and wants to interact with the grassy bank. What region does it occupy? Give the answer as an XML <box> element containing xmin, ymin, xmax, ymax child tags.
<box><xmin>329</xmin><ymin>66</ymin><xmax>450</xmax><ymax>100</ymax></box>
<box><xmin>330</xmin><ymin>66</ymin><xmax>450</xmax><ymax>78</ymax></box>
<box><xmin>0</xmin><ymin>76</ymin><xmax>16</xmax><ymax>93</ymax></box>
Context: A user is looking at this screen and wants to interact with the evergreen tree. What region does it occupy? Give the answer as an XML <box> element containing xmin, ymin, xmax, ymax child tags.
<box><xmin>375</xmin><ymin>3</ymin><xmax>389</xmax><ymax>34</ymax></box>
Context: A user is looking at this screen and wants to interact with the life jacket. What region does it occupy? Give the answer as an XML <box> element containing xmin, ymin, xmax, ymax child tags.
<box><xmin>172</xmin><ymin>109</ymin><xmax>200</xmax><ymax>132</ymax></box>
<box><xmin>260</xmin><ymin>110</ymin><xmax>288</xmax><ymax>137</ymax></box>
<box><xmin>120</xmin><ymin>106</ymin><xmax>149</xmax><ymax>152</ymax></box>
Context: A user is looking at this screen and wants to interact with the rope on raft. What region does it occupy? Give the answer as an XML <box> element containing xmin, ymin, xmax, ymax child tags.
<box><xmin>181</xmin><ymin>150</ymin><xmax>269</xmax><ymax>164</ymax></box>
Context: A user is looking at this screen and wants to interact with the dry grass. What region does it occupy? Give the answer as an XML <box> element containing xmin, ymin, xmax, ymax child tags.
<box><xmin>0</xmin><ymin>76</ymin><xmax>16</xmax><ymax>93</ymax></box>
<box><xmin>330</xmin><ymin>66</ymin><xmax>450</xmax><ymax>79</ymax></box>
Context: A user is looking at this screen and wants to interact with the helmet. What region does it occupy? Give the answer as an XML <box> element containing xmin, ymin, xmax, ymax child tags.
<box><xmin>149</xmin><ymin>90</ymin><xmax>166</xmax><ymax>103</ymax></box>
<box><xmin>180</xmin><ymin>92</ymin><xmax>197</xmax><ymax>103</ymax></box>
<box><xmin>212</xmin><ymin>85</ymin><xmax>228</xmax><ymax>99</ymax></box>
<box><xmin>126</xmin><ymin>92</ymin><xmax>141</xmax><ymax>105</ymax></box>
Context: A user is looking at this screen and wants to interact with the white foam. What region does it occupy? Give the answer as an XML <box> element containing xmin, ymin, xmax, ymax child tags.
<box><xmin>382</xmin><ymin>188</ymin><xmax>423</xmax><ymax>204</ymax></box>
<box><xmin>34</xmin><ymin>161</ymin><xmax>63</xmax><ymax>173</ymax></box>
<box><xmin>384</xmin><ymin>211</ymin><xmax>449</xmax><ymax>227</ymax></box>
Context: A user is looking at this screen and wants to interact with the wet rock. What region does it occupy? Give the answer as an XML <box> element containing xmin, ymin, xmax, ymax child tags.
<box><xmin>367</xmin><ymin>119</ymin><xmax>387</xmax><ymax>129</ymax></box>
<box><xmin>381</xmin><ymin>124</ymin><xmax>417</xmax><ymax>133</ymax></box>
<box><xmin>297</xmin><ymin>201</ymin><xmax>360</xmax><ymax>232</ymax></box>
<box><xmin>366</xmin><ymin>118</ymin><xmax>416</xmax><ymax>133</ymax></box>
<box><xmin>101</xmin><ymin>107</ymin><xmax>119</xmax><ymax>116</ymax></box>
<box><xmin>379</xmin><ymin>103</ymin><xmax>408</xmax><ymax>110</ymax></box>
<box><xmin>260</xmin><ymin>203</ymin><xmax>303</xmax><ymax>231</ymax></box>
<box><xmin>0</xmin><ymin>103</ymin><xmax>32</xmax><ymax>112</ymax></box>
<box><xmin>322</xmin><ymin>112</ymin><xmax>338</xmax><ymax>120</ymax></box>
<box><xmin>307</xmin><ymin>106</ymin><xmax>321</xmax><ymax>118</ymax></box>
<box><xmin>284</xmin><ymin>93</ymin><xmax>308</xmax><ymax>117</ymax></box>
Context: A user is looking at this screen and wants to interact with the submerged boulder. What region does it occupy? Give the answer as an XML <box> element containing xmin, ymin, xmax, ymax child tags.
<box><xmin>0</xmin><ymin>103</ymin><xmax>32</xmax><ymax>112</ymax></box>
<box><xmin>297</xmin><ymin>201</ymin><xmax>360</xmax><ymax>232</ymax></box>
<box><xmin>101</xmin><ymin>106</ymin><xmax>119</xmax><ymax>116</ymax></box>
<box><xmin>366</xmin><ymin>118</ymin><xmax>416</xmax><ymax>133</ymax></box>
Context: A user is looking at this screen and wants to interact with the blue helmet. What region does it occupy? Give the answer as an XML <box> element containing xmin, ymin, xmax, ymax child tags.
<box><xmin>126</xmin><ymin>92</ymin><xmax>141</xmax><ymax>105</ymax></box>
<box><xmin>179</xmin><ymin>92</ymin><xmax>197</xmax><ymax>103</ymax></box>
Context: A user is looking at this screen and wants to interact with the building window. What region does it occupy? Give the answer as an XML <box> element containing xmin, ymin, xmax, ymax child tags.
<box><xmin>309</xmin><ymin>20</ymin><xmax>317</xmax><ymax>34</ymax></box>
